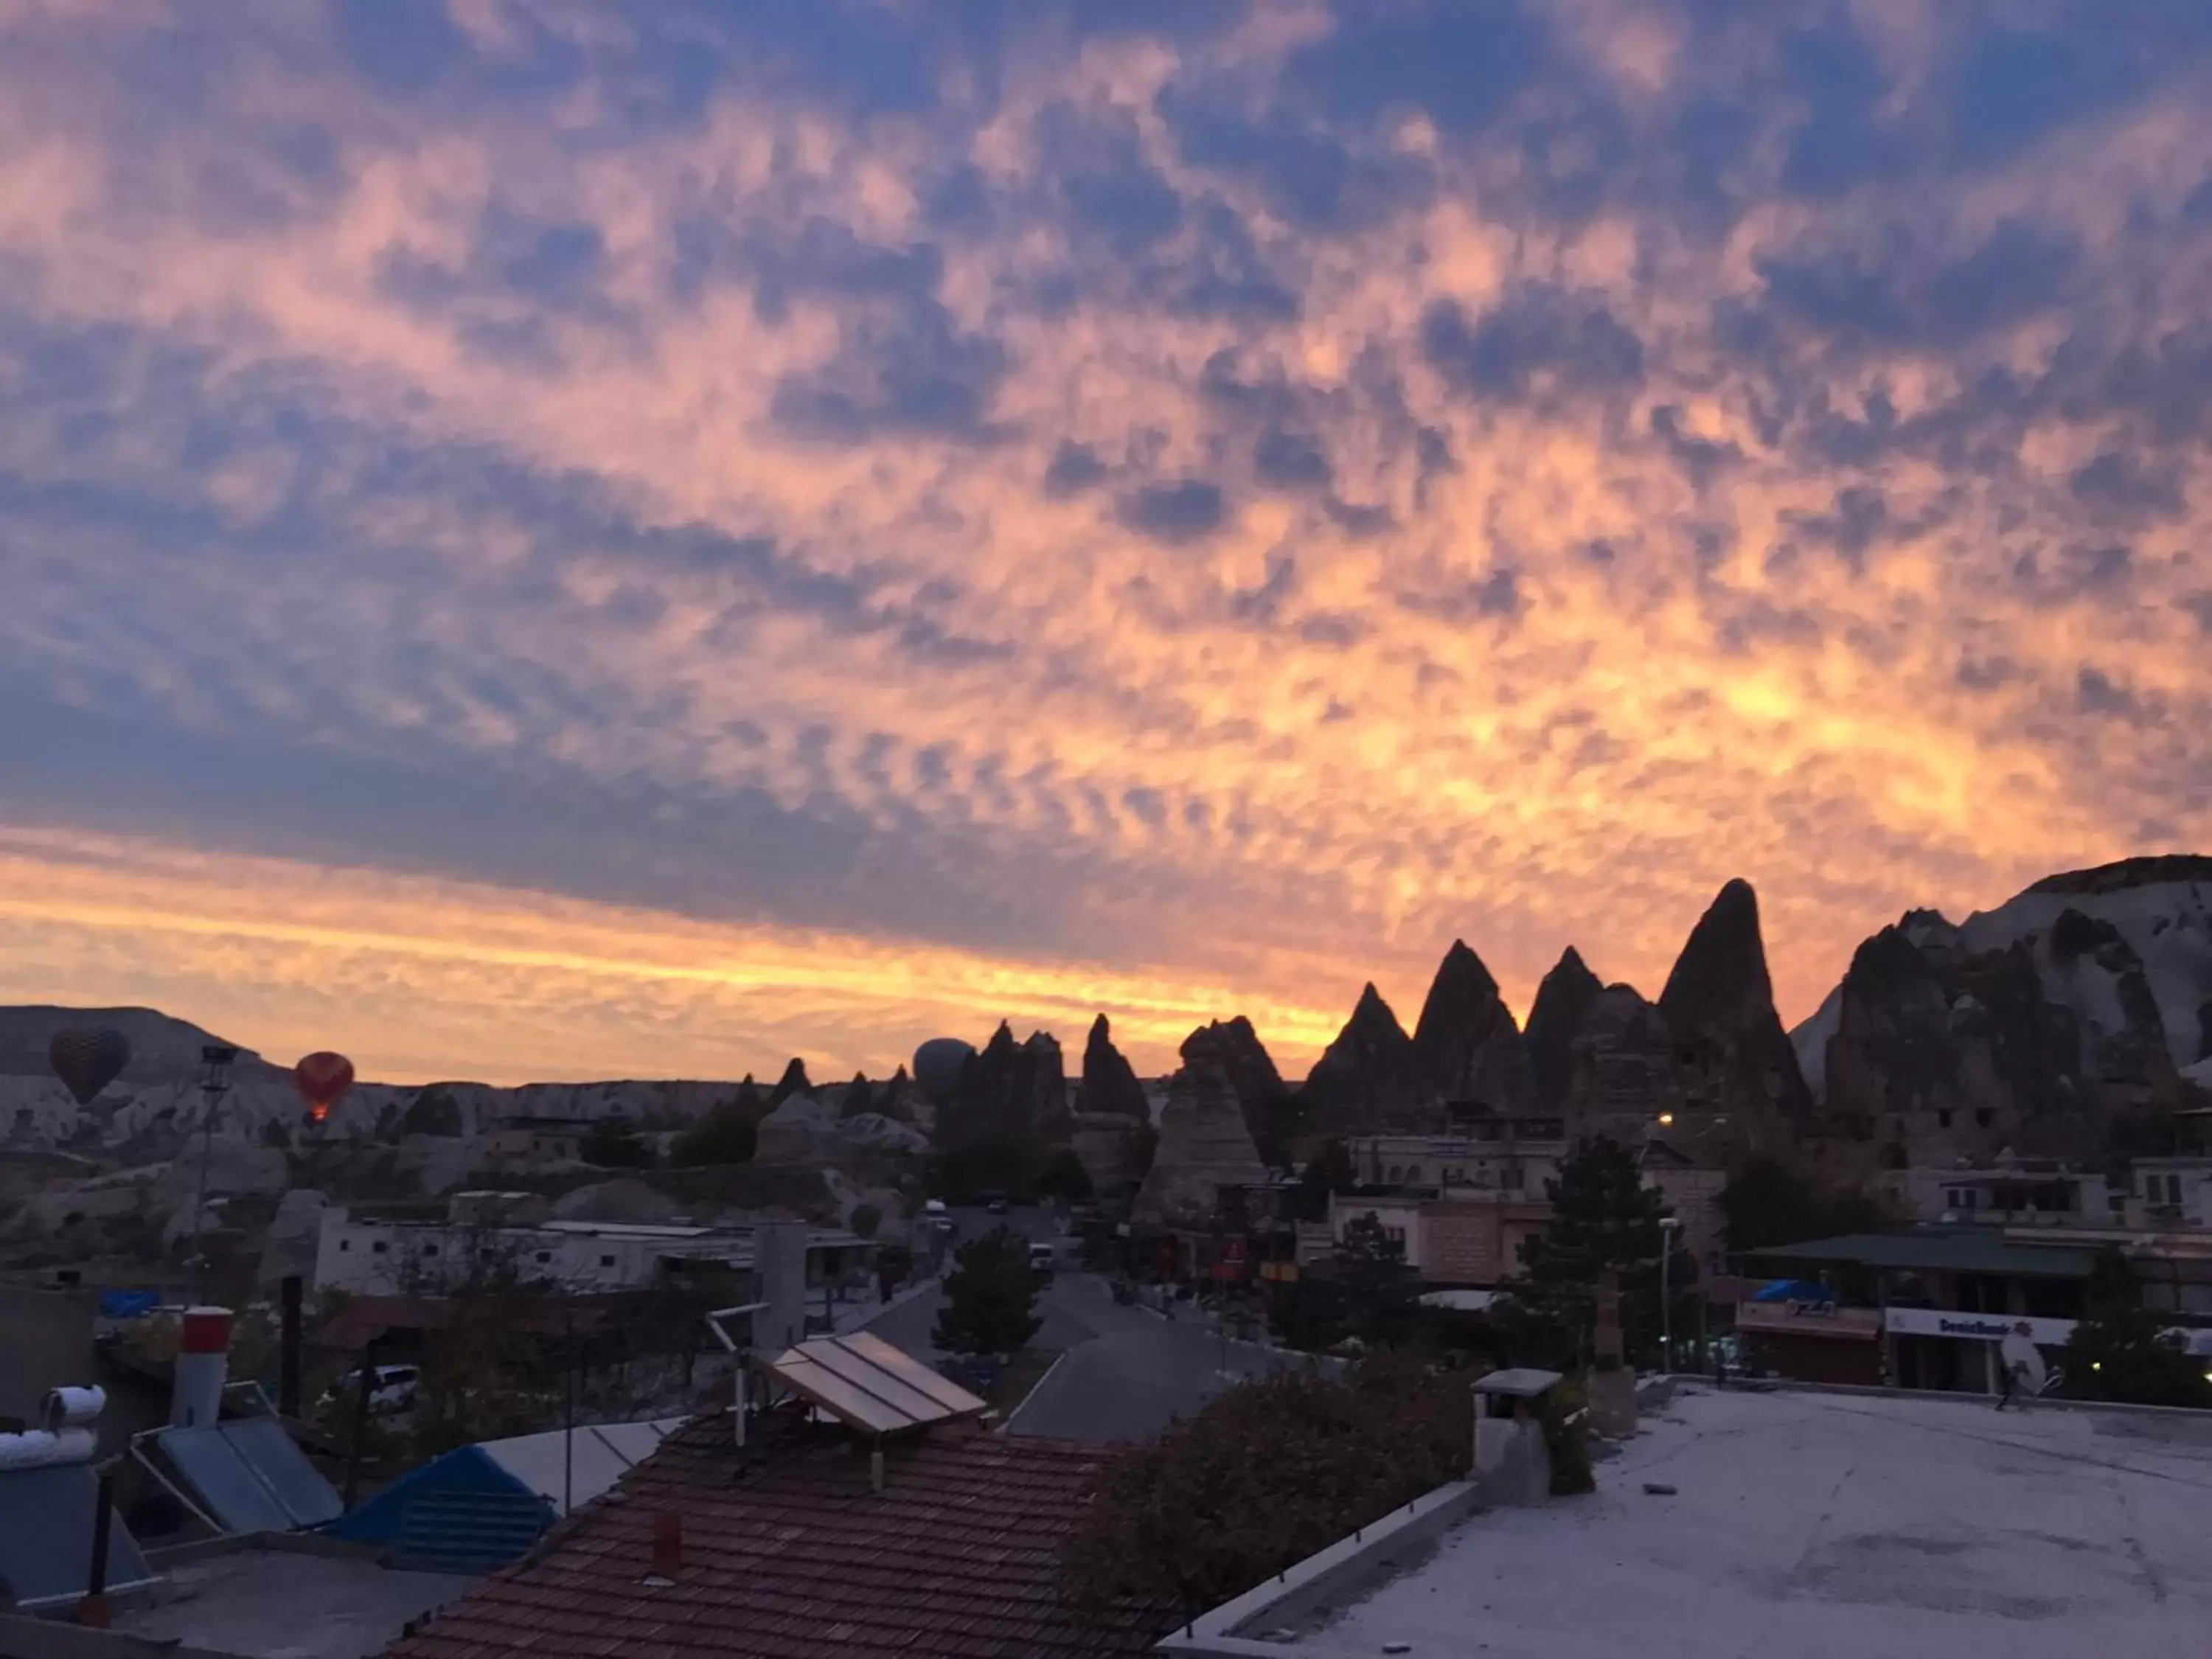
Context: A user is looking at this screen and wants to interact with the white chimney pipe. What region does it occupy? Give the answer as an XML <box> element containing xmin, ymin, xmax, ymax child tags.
<box><xmin>170</xmin><ymin>1306</ymin><xmax>233</xmax><ymax>1427</ymax></box>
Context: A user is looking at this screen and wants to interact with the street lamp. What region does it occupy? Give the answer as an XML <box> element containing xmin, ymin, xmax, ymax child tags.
<box><xmin>1658</xmin><ymin>1216</ymin><xmax>1683</xmax><ymax>1374</ymax></box>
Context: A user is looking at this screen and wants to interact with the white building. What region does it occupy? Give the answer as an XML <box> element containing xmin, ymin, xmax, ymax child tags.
<box><xmin>2127</xmin><ymin>1157</ymin><xmax>2212</xmax><ymax>1228</ymax></box>
<box><xmin>313</xmin><ymin>1197</ymin><xmax>864</xmax><ymax>1298</ymax></box>
<box><xmin>1346</xmin><ymin>1121</ymin><xmax>1567</xmax><ymax>1197</ymax></box>
<box><xmin>1879</xmin><ymin>1161</ymin><xmax>2119</xmax><ymax>1228</ymax></box>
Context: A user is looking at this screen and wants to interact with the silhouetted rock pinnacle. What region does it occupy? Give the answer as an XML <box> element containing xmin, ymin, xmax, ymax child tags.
<box><xmin>1180</xmin><ymin>1016</ymin><xmax>1286</xmax><ymax>1107</ymax></box>
<box><xmin>1077</xmin><ymin>1015</ymin><xmax>1148</xmax><ymax>1120</ymax></box>
<box><xmin>1301</xmin><ymin>982</ymin><xmax>1418</xmax><ymax>1131</ymax></box>
<box><xmin>769</xmin><ymin>1058</ymin><xmax>813</xmax><ymax>1105</ymax></box>
<box><xmin>1411</xmin><ymin>940</ymin><xmax>1536</xmax><ymax>1111</ymax></box>
<box><xmin>1525</xmin><ymin>946</ymin><xmax>1603</xmax><ymax>1110</ymax></box>
<box><xmin>838</xmin><ymin>1071</ymin><xmax>874</xmax><ymax>1119</ymax></box>
<box><xmin>1656</xmin><ymin>879</ymin><xmax>1812</xmax><ymax>1133</ymax></box>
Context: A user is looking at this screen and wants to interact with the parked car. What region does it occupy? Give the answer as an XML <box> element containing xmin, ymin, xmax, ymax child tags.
<box><xmin>984</xmin><ymin>1196</ymin><xmax>1011</xmax><ymax>1216</ymax></box>
<box><xmin>1028</xmin><ymin>1242</ymin><xmax>1058</xmax><ymax>1274</ymax></box>
<box><xmin>319</xmin><ymin>1362</ymin><xmax>420</xmax><ymax>1416</ymax></box>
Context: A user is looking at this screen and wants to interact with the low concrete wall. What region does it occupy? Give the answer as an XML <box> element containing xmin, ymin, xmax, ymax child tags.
<box><xmin>1155</xmin><ymin>1481</ymin><xmax>1484</xmax><ymax>1658</ymax></box>
<box><xmin>0</xmin><ymin>1615</ymin><xmax>237</xmax><ymax>1659</ymax></box>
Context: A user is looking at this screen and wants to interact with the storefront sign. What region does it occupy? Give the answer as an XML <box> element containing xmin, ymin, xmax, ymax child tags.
<box><xmin>1882</xmin><ymin>1307</ymin><xmax>2076</xmax><ymax>1345</ymax></box>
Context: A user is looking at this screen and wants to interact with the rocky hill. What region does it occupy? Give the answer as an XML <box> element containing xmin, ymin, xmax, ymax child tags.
<box><xmin>1790</xmin><ymin>855</ymin><xmax>2212</xmax><ymax>1167</ymax></box>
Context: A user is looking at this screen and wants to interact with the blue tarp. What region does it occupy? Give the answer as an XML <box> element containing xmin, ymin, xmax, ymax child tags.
<box><xmin>326</xmin><ymin>1444</ymin><xmax>554</xmax><ymax>1575</ymax></box>
<box><xmin>1752</xmin><ymin>1279</ymin><xmax>1834</xmax><ymax>1304</ymax></box>
<box><xmin>98</xmin><ymin>1290</ymin><xmax>160</xmax><ymax>1319</ymax></box>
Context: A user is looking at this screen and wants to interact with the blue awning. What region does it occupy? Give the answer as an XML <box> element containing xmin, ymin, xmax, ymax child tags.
<box><xmin>1751</xmin><ymin>1279</ymin><xmax>1833</xmax><ymax>1304</ymax></box>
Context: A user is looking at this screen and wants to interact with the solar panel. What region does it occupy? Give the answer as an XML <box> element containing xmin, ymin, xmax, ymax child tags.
<box><xmin>158</xmin><ymin>1425</ymin><xmax>292</xmax><ymax>1534</ymax></box>
<box><xmin>220</xmin><ymin>1417</ymin><xmax>343</xmax><ymax>1526</ymax></box>
<box><xmin>753</xmin><ymin>1333</ymin><xmax>986</xmax><ymax>1436</ymax></box>
<box><xmin>0</xmin><ymin>1464</ymin><xmax>157</xmax><ymax>1610</ymax></box>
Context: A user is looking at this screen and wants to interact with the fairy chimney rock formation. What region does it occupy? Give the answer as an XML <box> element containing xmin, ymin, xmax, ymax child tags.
<box><xmin>1411</xmin><ymin>940</ymin><xmax>1537</xmax><ymax>1113</ymax></box>
<box><xmin>1133</xmin><ymin>1055</ymin><xmax>1269</xmax><ymax>1226</ymax></box>
<box><xmin>1524</xmin><ymin>946</ymin><xmax>1604</xmax><ymax>1111</ymax></box>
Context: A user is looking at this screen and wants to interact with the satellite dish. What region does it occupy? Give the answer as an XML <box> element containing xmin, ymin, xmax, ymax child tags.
<box><xmin>1999</xmin><ymin>1324</ymin><xmax>2046</xmax><ymax>1396</ymax></box>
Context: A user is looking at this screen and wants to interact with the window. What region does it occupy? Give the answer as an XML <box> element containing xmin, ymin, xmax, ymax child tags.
<box><xmin>1975</xmin><ymin>1108</ymin><xmax>1992</xmax><ymax>1130</ymax></box>
<box><xmin>339</xmin><ymin>1239</ymin><xmax>352</xmax><ymax>1252</ymax></box>
<box><xmin>1937</xmin><ymin>1110</ymin><xmax>1952</xmax><ymax>1130</ymax></box>
<box><xmin>422</xmin><ymin>1243</ymin><xmax>439</xmax><ymax>1257</ymax></box>
<box><xmin>535</xmin><ymin>1251</ymin><xmax>551</xmax><ymax>1263</ymax></box>
<box><xmin>371</xmin><ymin>1241</ymin><xmax>388</xmax><ymax>1254</ymax></box>
<box><xmin>1388</xmin><ymin>1165</ymin><xmax>1404</xmax><ymax>1182</ymax></box>
<box><xmin>599</xmin><ymin>1254</ymin><xmax>616</xmax><ymax>1268</ymax></box>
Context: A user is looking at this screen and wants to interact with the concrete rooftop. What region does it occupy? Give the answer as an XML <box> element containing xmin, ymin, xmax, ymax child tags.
<box><xmin>1253</xmin><ymin>1385</ymin><xmax>2212</xmax><ymax>1658</ymax></box>
<box><xmin>114</xmin><ymin>1545</ymin><xmax>473</xmax><ymax>1659</ymax></box>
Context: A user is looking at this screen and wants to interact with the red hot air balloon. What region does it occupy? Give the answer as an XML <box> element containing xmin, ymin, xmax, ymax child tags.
<box><xmin>294</xmin><ymin>1051</ymin><xmax>355</xmax><ymax>1124</ymax></box>
<box><xmin>49</xmin><ymin>1026</ymin><xmax>131</xmax><ymax>1107</ymax></box>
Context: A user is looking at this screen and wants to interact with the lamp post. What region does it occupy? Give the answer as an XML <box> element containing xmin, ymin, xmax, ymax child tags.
<box><xmin>1658</xmin><ymin>1216</ymin><xmax>1683</xmax><ymax>1375</ymax></box>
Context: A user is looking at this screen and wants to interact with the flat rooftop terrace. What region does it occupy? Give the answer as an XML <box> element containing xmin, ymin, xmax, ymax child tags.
<box><xmin>1257</xmin><ymin>1385</ymin><xmax>2212</xmax><ymax>1658</ymax></box>
<box><xmin>111</xmin><ymin>1545</ymin><xmax>472</xmax><ymax>1659</ymax></box>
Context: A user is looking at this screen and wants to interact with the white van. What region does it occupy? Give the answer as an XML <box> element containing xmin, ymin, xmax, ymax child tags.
<box><xmin>1028</xmin><ymin>1242</ymin><xmax>1058</xmax><ymax>1274</ymax></box>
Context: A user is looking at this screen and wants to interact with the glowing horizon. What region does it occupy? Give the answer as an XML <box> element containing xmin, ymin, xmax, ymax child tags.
<box><xmin>1</xmin><ymin>4</ymin><xmax>2205</xmax><ymax>1087</ymax></box>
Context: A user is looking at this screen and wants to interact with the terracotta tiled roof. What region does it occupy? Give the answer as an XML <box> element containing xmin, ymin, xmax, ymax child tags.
<box><xmin>383</xmin><ymin>1408</ymin><xmax>1177</xmax><ymax>1659</ymax></box>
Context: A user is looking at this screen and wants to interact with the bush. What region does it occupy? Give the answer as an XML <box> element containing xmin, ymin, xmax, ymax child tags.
<box><xmin>668</xmin><ymin>1099</ymin><xmax>758</xmax><ymax>1167</ymax></box>
<box><xmin>848</xmin><ymin>1202</ymin><xmax>883</xmax><ymax>1239</ymax></box>
<box><xmin>1065</xmin><ymin>1352</ymin><xmax>1472</xmax><ymax>1613</ymax></box>
<box><xmin>932</xmin><ymin>1226</ymin><xmax>1045</xmax><ymax>1358</ymax></box>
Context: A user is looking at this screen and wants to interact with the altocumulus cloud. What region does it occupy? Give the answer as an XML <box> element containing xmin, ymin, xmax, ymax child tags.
<box><xmin>0</xmin><ymin>0</ymin><xmax>2209</xmax><ymax>1082</ymax></box>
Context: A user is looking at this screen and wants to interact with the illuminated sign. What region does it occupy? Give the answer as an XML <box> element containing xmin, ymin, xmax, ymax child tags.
<box><xmin>1881</xmin><ymin>1307</ymin><xmax>2077</xmax><ymax>1345</ymax></box>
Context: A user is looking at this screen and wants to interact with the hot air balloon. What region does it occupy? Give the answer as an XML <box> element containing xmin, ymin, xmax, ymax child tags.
<box><xmin>293</xmin><ymin>1051</ymin><xmax>355</xmax><ymax>1124</ymax></box>
<box><xmin>912</xmin><ymin>1037</ymin><xmax>975</xmax><ymax>1103</ymax></box>
<box><xmin>48</xmin><ymin>1026</ymin><xmax>131</xmax><ymax>1107</ymax></box>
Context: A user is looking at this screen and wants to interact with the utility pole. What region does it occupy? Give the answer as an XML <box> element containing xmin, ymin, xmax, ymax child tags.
<box><xmin>188</xmin><ymin>1046</ymin><xmax>238</xmax><ymax>1304</ymax></box>
<box><xmin>1659</xmin><ymin>1216</ymin><xmax>1683</xmax><ymax>1374</ymax></box>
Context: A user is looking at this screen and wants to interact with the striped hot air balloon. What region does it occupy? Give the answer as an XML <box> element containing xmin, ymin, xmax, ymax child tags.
<box><xmin>49</xmin><ymin>1026</ymin><xmax>131</xmax><ymax>1107</ymax></box>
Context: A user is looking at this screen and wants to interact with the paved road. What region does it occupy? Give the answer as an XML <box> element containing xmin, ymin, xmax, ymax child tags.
<box><xmin>866</xmin><ymin>1207</ymin><xmax>1321</xmax><ymax>1441</ymax></box>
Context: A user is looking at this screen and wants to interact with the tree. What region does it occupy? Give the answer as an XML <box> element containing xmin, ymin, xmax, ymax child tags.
<box><xmin>1335</xmin><ymin>1211</ymin><xmax>1422</xmax><ymax>1347</ymax></box>
<box><xmin>1519</xmin><ymin>1136</ymin><xmax>1688</xmax><ymax>1366</ymax></box>
<box><xmin>932</xmin><ymin>1226</ymin><xmax>1045</xmax><ymax>1358</ymax></box>
<box><xmin>580</xmin><ymin>1118</ymin><xmax>654</xmax><ymax>1169</ymax></box>
<box><xmin>668</xmin><ymin>1097</ymin><xmax>758</xmax><ymax>1167</ymax></box>
<box><xmin>1035</xmin><ymin>1146</ymin><xmax>1094</xmax><ymax>1204</ymax></box>
<box><xmin>1293</xmin><ymin>1140</ymin><xmax>1355</xmax><ymax>1222</ymax></box>
<box><xmin>1717</xmin><ymin>1155</ymin><xmax>1882</xmax><ymax>1253</ymax></box>
<box><xmin>2065</xmin><ymin>1251</ymin><xmax>2212</xmax><ymax>1409</ymax></box>
<box><xmin>1064</xmin><ymin>1352</ymin><xmax>1471</xmax><ymax>1613</ymax></box>
<box><xmin>1519</xmin><ymin>1136</ymin><xmax>1666</xmax><ymax>1290</ymax></box>
<box><xmin>400</xmin><ymin>1088</ymin><xmax>464</xmax><ymax>1138</ymax></box>
<box><xmin>848</xmin><ymin>1202</ymin><xmax>883</xmax><ymax>1240</ymax></box>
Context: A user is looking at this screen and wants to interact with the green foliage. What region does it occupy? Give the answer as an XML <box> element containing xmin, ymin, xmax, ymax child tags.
<box><xmin>1717</xmin><ymin>1155</ymin><xmax>1883</xmax><ymax>1253</ymax></box>
<box><xmin>1518</xmin><ymin>1135</ymin><xmax>1666</xmax><ymax>1289</ymax></box>
<box><xmin>1240</xmin><ymin>1091</ymin><xmax>1310</xmax><ymax>1172</ymax></box>
<box><xmin>935</xmin><ymin>1134</ymin><xmax>1048</xmax><ymax>1203</ymax></box>
<box><xmin>932</xmin><ymin>1225</ymin><xmax>1045</xmax><ymax>1358</ymax></box>
<box><xmin>579</xmin><ymin>1118</ymin><xmax>655</xmax><ymax>1169</ymax></box>
<box><xmin>668</xmin><ymin>1097</ymin><xmax>759</xmax><ymax>1167</ymax></box>
<box><xmin>848</xmin><ymin>1201</ymin><xmax>884</xmax><ymax>1239</ymax></box>
<box><xmin>1293</xmin><ymin>1139</ymin><xmax>1355</xmax><ymax>1222</ymax></box>
<box><xmin>1035</xmin><ymin>1145</ymin><xmax>1095</xmax><ymax>1203</ymax></box>
<box><xmin>1539</xmin><ymin>1375</ymin><xmax>1595</xmax><ymax>1495</ymax></box>
<box><xmin>1336</xmin><ymin>1211</ymin><xmax>1423</xmax><ymax>1346</ymax></box>
<box><xmin>2065</xmin><ymin>1252</ymin><xmax>2212</xmax><ymax>1409</ymax></box>
<box><xmin>400</xmin><ymin>1088</ymin><xmax>464</xmax><ymax>1138</ymax></box>
<box><xmin>1064</xmin><ymin>1352</ymin><xmax>1472</xmax><ymax>1613</ymax></box>
<box><xmin>875</xmin><ymin>1241</ymin><xmax>915</xmax><ymax>1299</ymax></box>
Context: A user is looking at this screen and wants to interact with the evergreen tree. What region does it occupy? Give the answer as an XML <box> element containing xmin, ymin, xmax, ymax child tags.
<box><xmin>2065</xmin><ymin>1251</ymin><xmax>2212</xmax><ymax>1408</ymax></box>
<box><xmin>1717</xmin><ymin>1155</ymin><xmax>1882</xmax><ymax>1252</ymax></box>
<box><xmin>1519</xmin><ymin>1135</ymin><xmax>1666</xmax><ymax>1289</ymax></box>
<box><xmin>932</xmin><ymin>1226</ymin><xmax>1045</xmax><ymax>1357</ymax></box>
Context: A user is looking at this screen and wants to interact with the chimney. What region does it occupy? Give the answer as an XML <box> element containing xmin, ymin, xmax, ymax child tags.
<box><xmin>752</xmin><ymin>1222</ymin><xmax>807</xmax><ymax>1353</ymax></box>
<box><xmin>652</xmin><ymin>1512</ymin><xmax>683</xmax><ymax>1578</ymax></box>
<box><xmin>170</xmin><ymin>1305</ymin><xmax>232</xmax><ymax>1427</ymax></box>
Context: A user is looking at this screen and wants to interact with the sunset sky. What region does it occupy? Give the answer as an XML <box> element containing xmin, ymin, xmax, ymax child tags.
<box><xmin>1</xmin><ymin>1</ymin><xmax>2207</xmax><ymax>1085</ymax></box>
